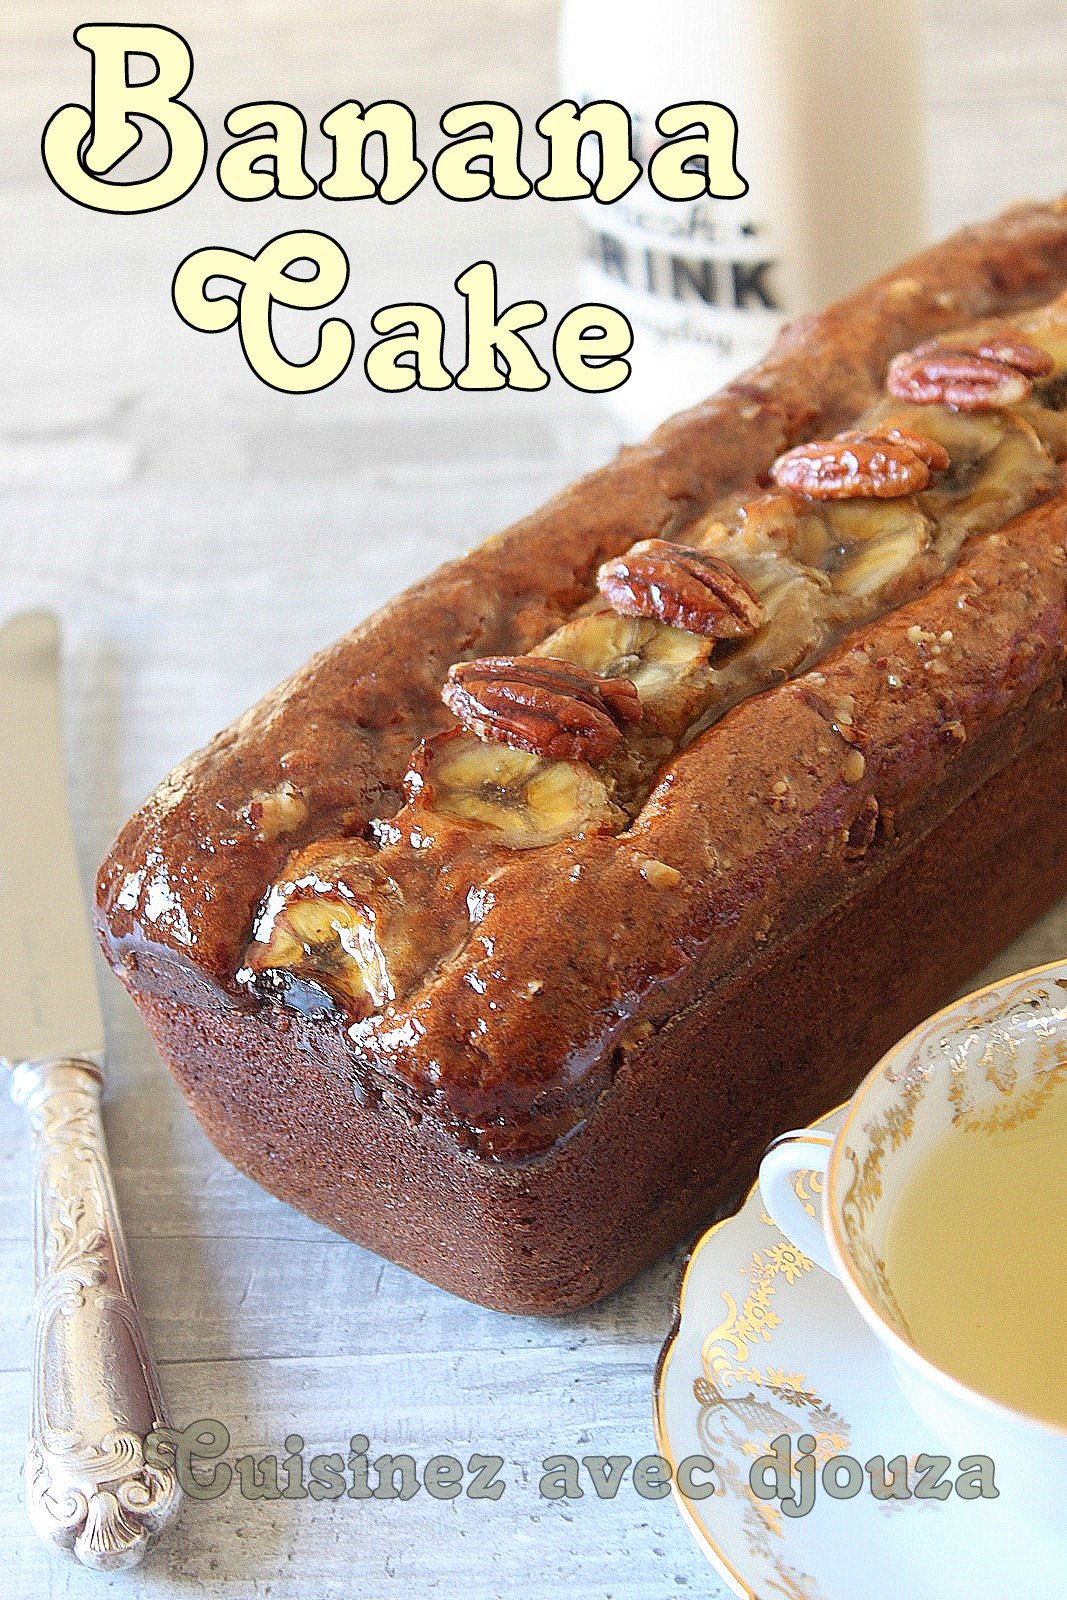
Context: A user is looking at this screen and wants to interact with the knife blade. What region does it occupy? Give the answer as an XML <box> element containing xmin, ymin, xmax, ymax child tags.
<box><xmin>0</xmin><ymin>610</ymin><xmax>104</xmax><ymax>1067</ymax></box>
<box><xmin>0</xmin><ymin>609</ymin><xmax>179</xmax><ymax>1569</ymax></box>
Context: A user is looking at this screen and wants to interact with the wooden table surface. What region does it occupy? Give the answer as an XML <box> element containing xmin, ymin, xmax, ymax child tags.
<box><xmin>2</xmin><ymin>3</ymin><xmax>1065</xmax><ymax>1595</ymax></box>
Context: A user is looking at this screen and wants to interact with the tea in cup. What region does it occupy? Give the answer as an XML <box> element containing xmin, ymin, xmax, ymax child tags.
<box><xmin>759</xmin><ymin>959</ymin><xmax>1067</xmax><ymax>1529</ymax></box>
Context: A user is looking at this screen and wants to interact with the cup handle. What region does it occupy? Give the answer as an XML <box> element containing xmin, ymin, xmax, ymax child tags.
<box><xmin>758</xmin><ymin>1130</ymin><xmax>837</xmax><ymax>1276</ymax></box>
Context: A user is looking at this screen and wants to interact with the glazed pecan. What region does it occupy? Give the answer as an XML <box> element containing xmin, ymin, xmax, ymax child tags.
<box><xmin>596</xmin><ymin>537</ymin><xmax>764</xmax><ymax>639</ymax></box>
<box><xmin>839</xmin><ymin>421</ymin><xmax>950</xmax><ymax>473</ymax></box>
<box><xmin>442</xmin><ymin>654</ymin><xmax>642</xmax><ymax>763</ymax></box>
<box><xmin>770</xmin><ymin>430</ymin><xmax>937</xmax><ymax>500</ymax></box>
<box><xmin>887</xmin><ymin>331</ymin><xmax>1054</xmax><ymax>411</ymax></box>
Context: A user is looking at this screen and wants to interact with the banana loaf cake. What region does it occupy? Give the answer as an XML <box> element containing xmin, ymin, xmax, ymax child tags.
<box><xmin>97</xmin><ymin>199</ymin><xmax>1067</xmax><ymax>1312</ymax></box>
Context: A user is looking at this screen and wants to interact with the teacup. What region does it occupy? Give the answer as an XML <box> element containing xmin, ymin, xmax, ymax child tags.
<box><xmin>759</xmin><ymin>958</ymin><xmax>1067</xmax><ymax>1531</ymax></box>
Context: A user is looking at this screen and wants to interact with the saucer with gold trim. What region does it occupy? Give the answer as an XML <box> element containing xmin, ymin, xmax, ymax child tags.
<box><xmin>653</xmin><ymin>1104</ymin><xmax>1065</xmax><ymax>1600</ymax></box>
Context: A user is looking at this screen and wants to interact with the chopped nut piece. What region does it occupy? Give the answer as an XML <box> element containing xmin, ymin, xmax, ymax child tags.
<box><xmin>768</xmin><ymin>777</ymin><xmax>797</xmax><ymax>815</ymax></box>
<box><xmin>638</xmin><ymin>857</ymin><xmax>682</xmax><ymax>889</ymax></box>
<box><xmin>241</xmin><ymin>780</ymin><xmax>308</xmax><ymax>841</ymax></box>
<box><xmin>845</xmin><ymin>795</ymin><xmax>880</xmax><ymax>857</ymax></box>
<box><xmin>842</xmin><ymin>748</ymin><xmax>867</xmax><ymax>784</ymax></box>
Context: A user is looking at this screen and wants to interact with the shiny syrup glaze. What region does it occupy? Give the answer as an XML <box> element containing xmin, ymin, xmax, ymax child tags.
<box><xmin>240</xmin><ymin>301</ymin><xmax>1067</xmax><ymax>1030</ymax></box>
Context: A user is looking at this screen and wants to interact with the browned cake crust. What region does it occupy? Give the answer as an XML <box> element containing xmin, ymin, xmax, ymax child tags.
<box><xmin>96</xmin><ymin>200</ymin><xmax>1067</xmax><ymax>1311</ymax></box>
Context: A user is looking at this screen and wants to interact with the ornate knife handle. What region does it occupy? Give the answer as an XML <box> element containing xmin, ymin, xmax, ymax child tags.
<box><xmin>11</xmin><ymin>1057</ymin><xmax>179</xmax><ymax>1569</ymax></box>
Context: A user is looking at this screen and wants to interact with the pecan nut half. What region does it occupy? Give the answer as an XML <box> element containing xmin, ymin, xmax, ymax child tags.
<box><xmin>770</xmin><ymin>430</ymin><xmax>937</xmax><ymax>500</ymax></box>
<box><xmin>442</xmin><ymin>654</ymin><xmax>642</xmax><ymax>763</ymax></box>
<box><xmin>887</xmin><ymin>331</ymin><xmax>1054</xmax><ymax>411</ymax></box>
<box><xmin>596</xmin><ymin>537</ymin><xmax>764</xmax><ymax>639</ymax></box>
<box><xmin>839</xmin><ymin>421</ymin><xmax>950</xmax><ymax>472</ymax></box>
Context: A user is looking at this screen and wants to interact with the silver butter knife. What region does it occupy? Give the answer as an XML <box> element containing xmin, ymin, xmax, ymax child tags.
<box><xmin>0</xmin><ymin>611</ymin><xmax>178</xmax><ymax>1569</ymax></box>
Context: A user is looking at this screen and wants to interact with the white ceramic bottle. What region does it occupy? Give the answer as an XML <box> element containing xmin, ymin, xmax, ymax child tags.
<box><xmin>559</xmin><ymin>0</ymin><xmax>927</xmax><ymax>434</ymax></box>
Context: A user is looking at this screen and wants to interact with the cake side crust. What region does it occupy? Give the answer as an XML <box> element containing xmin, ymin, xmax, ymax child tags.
<box><xmin>133</xmin><ymin>712</ymin><xmax>1067</xmax><ymax>1312</ymax></box>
